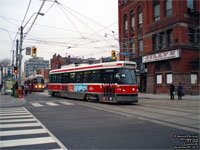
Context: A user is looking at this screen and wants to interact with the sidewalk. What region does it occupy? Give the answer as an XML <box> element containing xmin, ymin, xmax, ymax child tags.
<box><xmin>0</xmin><ymin>92</ymin><xmax>26</xmax><ymax>108</ymax></box>
<box><xmin>139</xmin><ymin>92</ymin><xmax>199</xmax><ymax>100</ymax></box>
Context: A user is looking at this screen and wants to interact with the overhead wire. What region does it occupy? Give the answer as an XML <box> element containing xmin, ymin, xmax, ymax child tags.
<box><xmin>24</xmin><ymin>0</ymin><xmax>46</xmax><ymax>38</ymax></box>
<box><xmin>21</xmin><ymin>0</ymin><xmax>32</xmax><ymax>27</ymax></box>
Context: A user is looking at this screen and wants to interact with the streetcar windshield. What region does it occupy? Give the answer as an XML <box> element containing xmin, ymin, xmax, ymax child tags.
<box><xmin>116</xmin><ymin>69</ymin><xmax>136</xmax><ymax>85</ymax></box>
<box><xmin>35</xmin><ymin>77</ymin><xmax>44</xmax><ymax>84</ymax></box>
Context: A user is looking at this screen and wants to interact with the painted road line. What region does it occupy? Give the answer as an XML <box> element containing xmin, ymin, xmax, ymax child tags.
<box><xmin>25</xmin><ymin>108</ymin><xmax>68</xmax><ymax>150</ymax></box>
<box><xmin>31</xmin><ymin>103</ymin><xmax>43</xmax><ymax>107</ymax></box>
<box><xmin>0</xmin><ymin>112</ymin><xmax>30</xmax><ymax>116</ymax></box>
<box><xmin>46</xmin><ymin>102</ymin><xmax>59</xmax><ymax>106</ymax></box>
<box><xmin>0</xmin><ymin>128</ymin><xmax>47</xmax><ymax>136</ymax></box>
<box><xmin>0</xmin><ymin>123</ymin><xmax>40</xmax><ymax>128</ymax></box>
<box><xmin>0</xmin><ymin>118</ymin><xmax>36</xmax><ymax>123</ymax></box>
<box><xmin>59</xmin><ymin>101</ymin><xmax>74</xmax><ymax>106</ymax></box>
<box><xmin>0</xmin><ymin>137</ymin><xmax>56</xmax><ymax>148</ymax></box>
<box><xmin>0</xmin><ymin>115</ymin><xmax>33</xmax><ymax>119</ymax></box>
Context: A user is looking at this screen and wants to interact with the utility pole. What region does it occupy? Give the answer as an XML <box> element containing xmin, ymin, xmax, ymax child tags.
<box><xmin>18</xmin><ymin>26</ymin><xmax>23</xmax><ymax>87</ymax></box>
<box><xmin>12</xmin><ymin>50</ymin><xmax>14</xmax><ymax>74</ymax></box>
<box><xmin>15</xmin><ymin>39</ymin><xmax>19</xmax><ymax>79</ymax></box>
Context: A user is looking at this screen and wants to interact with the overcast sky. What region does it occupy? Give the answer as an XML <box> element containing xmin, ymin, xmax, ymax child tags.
<box><xmin>0</xmin><ymin>0</ymin><xmax>119</xmax><ymax>64</ymax></box>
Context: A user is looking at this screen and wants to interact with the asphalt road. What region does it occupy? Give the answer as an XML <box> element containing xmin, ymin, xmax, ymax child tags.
<box><xmin>1</xmin><ymin>91</ymin><xmax>199</xmax><ymax>150</ymax></box>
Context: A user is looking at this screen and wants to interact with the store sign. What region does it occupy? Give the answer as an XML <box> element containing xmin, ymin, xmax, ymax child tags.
<box><xmin>142</xmin><ymin>49</ymin><xmax>181</xmax><ymax>63</ymax></box>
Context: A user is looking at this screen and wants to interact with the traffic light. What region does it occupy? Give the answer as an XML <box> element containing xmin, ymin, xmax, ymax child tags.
<box><xmin>32</xmin><ymin>46</ymin><xmax>37</xmax><ymax>57</ymax></box>
<box><xmin>14</xmin><ymin>66</ymin><xmax>18</xmax><ymax>74</ymax></box>
<box><xmin>111</xmin><ymin>50</ymin><xmax>116</xmax><ymax>60</ymax></box>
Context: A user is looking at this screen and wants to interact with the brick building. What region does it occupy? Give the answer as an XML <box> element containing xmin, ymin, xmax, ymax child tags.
<box><xmin>50</xmin><ymin>54</ymin><xmax>67</xmax><ymax>70</ymax></box>
<box><xmin>118</xmin><ymin>0</ymin><xmax>199</xmax><ymax>94</ymax></box>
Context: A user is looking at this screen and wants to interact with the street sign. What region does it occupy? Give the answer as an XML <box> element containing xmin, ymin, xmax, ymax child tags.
<box><xmin>26</xmin><ymin>47</ymin><xmax>31</xmax><ymax>55</ymax></box>
<box><xmin>120</xmin><ymin>52</ymin><xmax>133</xmax><ymax>56</ymax></box>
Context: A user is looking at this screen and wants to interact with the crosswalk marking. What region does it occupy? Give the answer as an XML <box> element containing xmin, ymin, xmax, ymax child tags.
<box><xmin>0</xmin><ymin>118</ymin><xmax>36</xmax><ymax>123</ymax></box>
<box><xmin>0</xmin><ymin>123</ymin><xmax>41</xmax><ymax>128</ymax></box>
<box><xmin>59</xmin><ymin>101</ymin><xmax>74</xmax><ymax>106</ymax></box>
<box><xmin>0</xmin><ymin>107</ymin><xmax>67</xmax><ymax>149</ymax></box>
<box><xmin>31</xmin><ymin>103</ymin><xmax>43</xmax><ymax>107</ymax></box>
<box><xmin>0</xmin><ymin>112</ymin><xmax>30</xmax><ymax>116</ymax></box>
<box><xmin>46</xmin><ymin>102</ymin><xmax>59</xmax><ymax>106</ymax></box>
<box><xmin>30</xmin><ymin>101</ymin><xmax>74</xmax><ymax>107</ymax></box>
<box><xmin>0</xmin><ymin>115</ymin><xmax>32</xmax><ymax>119</ymax></box>
<box><xmin>0</xmin><ymin>137</ymin><xmax>55</xmax><ymax>148</ymax></box>
<box><xmin>0</xmin><ymin>129</ymin><xmax>46</xmax><ymax>136</ymax></box>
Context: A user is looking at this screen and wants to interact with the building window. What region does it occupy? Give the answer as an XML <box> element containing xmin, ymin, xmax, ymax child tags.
<box><xmin>159</xmin><ymin>32</ymin><xmax>165</xmax><ymax>49</ymax></box>
<box><xmin>188</xmin><ymin>28</ymin><xmax>195</xmax><ymax>45</ymax></box>
<box><xmin>167</xmin><ymin>29</ymin><xmax>173</xmax><ymax>47</ymax></box>
<box><xmin>124</xmin><ymin>14</ymin><xmax>128</xmax><ymax>36</ymax></box>
<box><xmin>156</xmin><ymin>74</ymin><xmax>162</xmax><ymax>84</ymax></box>
<box><xmin>154</xmin><ymin>2</ymin><xmax>160</xmax><ymax>21</ymax></box>
<box><xmin>191</xmin><ymin>73</ymin><xmax>198</xmax><ymax>84</ymax></box>
<box><xmin>153</xmin><ymin>34</ymin><xmax>158</xmax><ymax>51</ymax></box>
<box><xmin>165</xmin><ymin>0</ymin><xmax>172</xmax><ymax>16</ymax></box>
<box><xmin>166</xmin><ymin>73</ymin><xmax>172</xmax><ymax>84</ymax></box>
<box><xmin>123</xmin><ymin>0</ymin><xmax>127</xmax><ymax>4</ymax></box>
<box><xmin>187</xmin><ymin>0</ymin><xmax>194</xmax><ymax>10</ymax></box>
<box><xmin>131</xmin><ymin>42</ymin><xmax>135</xmax><ymax>57</ymax></box>
<box><xmin>197</xmin><ymin>29</ymin><xmax>200</xmax><ymax>46</ymax></box>
<box><xmin>124</xmin><ymin>41</ymin><xmax>128</xmax><ymax>53</ymax></box>
<box><xmin>130</xmin><ymin>11</ymin><xmax>135</xmax><ymax>32</ymax></box>
<box><xmin>138</xmin><ymin>40</ymin><xmax>143</xmax><ymax>56</ymax></box>
<box><xmin>138</xmin><ymin>7</ymin><xmax>143</xmax><ymax>28</ymax></box>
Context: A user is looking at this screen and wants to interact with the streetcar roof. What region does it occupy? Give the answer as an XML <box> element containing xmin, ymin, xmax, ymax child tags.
<box><xmin>25</xmin><ymin>74</ymin><xmax>44</xmax><ymax>81</ymax></box>
<box><xmin>49</xmin><ymin>61</ymin><xmax>137</xmax><ymax>74</ymax></box>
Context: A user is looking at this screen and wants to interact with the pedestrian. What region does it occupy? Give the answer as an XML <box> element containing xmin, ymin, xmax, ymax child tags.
<box><xmin>177</xmin><ymin>82</ymin><xmax>183</xmax><ymax>100</ymax></box>
<box><xmin>169</xmin><ymin>82</ymin><xmax>175</xmax><ymax>100</ymax></box>
<box><xmin>24</xmin><ymin>85</ymin><xmax>28</xmax><ymax>95</ymax></box>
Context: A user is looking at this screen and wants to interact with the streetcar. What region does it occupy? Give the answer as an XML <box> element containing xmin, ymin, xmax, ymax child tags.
<box><xmin>48</xmin><ymin>61</ymin><xmax>138</xmax><ymax>104</ymax></box>
<box><xmin>24</xmin><ymin>74</ymin><xmax>45</xmax><ymax>92</ymax></box>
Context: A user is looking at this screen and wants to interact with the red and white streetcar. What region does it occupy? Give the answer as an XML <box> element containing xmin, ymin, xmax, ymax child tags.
<box><xmin>48</xmin><ymin>61</ymin><xmax>138</xmax><ymax>104</ymax></box>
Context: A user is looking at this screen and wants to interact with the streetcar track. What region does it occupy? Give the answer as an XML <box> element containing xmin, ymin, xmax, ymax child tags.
<box><xmin>123</xmin><ymin>104</ymin><xmax>199</xmax><ymax>115</ymax></box>
<box><xmin>75</xmin><ymin>101</ymin><xmax>199</xmax><ymax>133</ymax></box>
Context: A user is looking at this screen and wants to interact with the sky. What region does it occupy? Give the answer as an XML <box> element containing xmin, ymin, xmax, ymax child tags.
<box><xmin>0</xmin><ymin>0</ymin><xmax>119</xmax><ymax>65</ymax></box>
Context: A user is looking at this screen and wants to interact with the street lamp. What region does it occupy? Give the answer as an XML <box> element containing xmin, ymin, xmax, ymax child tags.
<box><xmin>23</xmin><ymin>12</ymin><xmax>45</xmax><ymax>28</ymax></box>
<box><xmin>17</xmin><ymin>12</ymin><xmax>44</xmax><ymax>87</ymax></box>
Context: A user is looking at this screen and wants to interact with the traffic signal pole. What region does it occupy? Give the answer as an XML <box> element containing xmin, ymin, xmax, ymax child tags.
<box><xmin>18</xmin><ymin>26</ymin><xmax>23</xmax><ymax>87</ymax></box>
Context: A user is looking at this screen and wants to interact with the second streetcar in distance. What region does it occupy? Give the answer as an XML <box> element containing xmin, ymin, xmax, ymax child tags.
<box><xmin>48</xmin><ymin>61</ymin><xmax>138</xmax><ymax>104</ymax></box>
<box><xmin>24</xmin><ymin>74</ymin><xmax>45</xmax><ymax>92</ymax></box>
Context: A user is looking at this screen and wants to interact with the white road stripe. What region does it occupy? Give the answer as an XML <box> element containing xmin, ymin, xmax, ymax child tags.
<box><xmin>59</xmin><ymin>101</ymin><xmax>74</xmax><ymax>106</ymax></box>
<box><xmin>0</xmin><ymin>115</ymin><xmax>32</xmax><ymax>119</ymax></box>
<box><xmin>0</xmin><ymin>123</ymin><xmax>40</xmax><ymax>128</ymax></box>
<box><xmin>46</xmin><ymin>102</ymin><xmax>59</xmax><ymax>106</ymax></box>
<box><xmin>0</xmin><ymin>137</ymin><xmax>55</xmax><ymax>148</ymax></box>
<box><xmin>0</xmin><ymin>129</ymin><xmax>47</xmax><ymax>136</ymax></box>
<box><xmin>25</xmin><ymin>108</ymin><xmax>68</xmax><ymax>149</ymax></box>
<box><xmin>0</xmin><ymin>118</ymin><xmax>36</xmax><ymax>123</ymax></box>
<box><xmin>31</xmin><ymin>103</ymin><xmax>43</xmax><ymax>107</ymax></box>
<box><xmin>0</xmin><ymin>112</ymin><xmax>30</xmax><ymax>116</ymax></box>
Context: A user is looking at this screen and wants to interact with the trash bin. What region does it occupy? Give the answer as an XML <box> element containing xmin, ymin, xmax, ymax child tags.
<box><xmin>17</xmin><ymin>89</ymin><xmax>23</xmax><ymax>98</ymax></box>
<box><xmin>14</xmin><ymin>90</ymin><xmax>18</xmax><ymax>98</ymax></box>
<box><xmin>14</xmin><ymin>89</ymin><xmax>23</xmax><ymax>98</ymax></box>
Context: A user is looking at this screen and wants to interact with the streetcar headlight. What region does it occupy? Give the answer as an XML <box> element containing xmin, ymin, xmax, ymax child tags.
<box><xmin>132</xmin><ymin>88</ymin><xmax>135</xmax><ymax>91</ymax></box>
<box><xmin>39</xmin><ymin>85</ymin><xmax>41</xmax><ymax>88</ymax></box>
<box><xmin>35</xmin><ymin>85</ymin><xmax>38</xmax><ymax>88</ymax></box>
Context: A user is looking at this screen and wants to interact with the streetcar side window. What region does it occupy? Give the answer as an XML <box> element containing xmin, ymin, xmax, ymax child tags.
<box><xmin>69</xmin><ymin>72</ymin><xmax>76</xmax><ymax>83</ymax></box>
<box><xmin>62</xmin><ymin>73</ymin><xmax>69</xmax><ymax>83</ymax></box>
<box><xmin>83</xmin><ymin>71</ymin><xmax>91</xmax><ymax>83</ymax></box>
<box><xmin>91</xmin><ymin>70</ymin><xmax>100</xmax><ymax>83</ymax></box>
<box><xmin>100</xmin><ymin>69</ymin><xmax>116</xmax><ymax>83</ymax></box>
<box><xmin>75</xmin><ymin>72</ymin><xmax>83</xmax><ymax>83</ymax></box>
